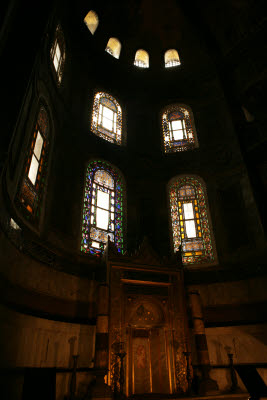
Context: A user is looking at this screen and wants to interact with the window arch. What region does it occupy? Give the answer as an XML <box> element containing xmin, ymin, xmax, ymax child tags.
<box><xmin>164</xmin><ymin>49</ymin><xmax>181</xmax><ymax>68</ymax></box>
<box><xmin>169</xmin><ymin>176</ymin><xmax>215</xmax><ymax>265</ymax></box>
<box><xmin>162</xmin><ymin>104</ymin><xmax>198</xmax><ymax>153</ymax></box>
<box><xmin>91</xmin><ymin>92</ymin><xmax>122</xmax><ymax>145</ymax></box>
<box><xmin>17</xmin><ymin>106</ymin><xmax>50</xmax><ymax>221</ymax></box>
<box><xmin>84</xmin><ymin>10</ymin><xmax>99</xmax><ymax>35</ymax></box>
<box><xmin>105</xmin><ymin>37</ymin><xmax>121</xmax><ymax>59</ymax></box>
<box><xmin>81</xmin><ymin>160</ymin><xmax>125</xmax><ymax>256</ymax></box>
<box><xmin>50</xmin><ymin>24</ymin><xmax>66</xmax><ymax>86</ymax></box>
<box><xmin>134</xmin><ymin>49</ymin><xmax>149</xmax><ymax>68</ymax></box>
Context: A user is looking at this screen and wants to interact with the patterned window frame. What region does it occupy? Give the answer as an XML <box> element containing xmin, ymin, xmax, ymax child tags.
<box><xmin>16</xmin><ymin>105</ymin><xmax>50</xmax><ymax>224</ymax></box>
<box><xmin>162</xmin><ymin>104</ymin><xmax>198</xmax><ymax>153</ymax></box>
<box><xmin>169</xmin><ymin>175</ymin><xmax>217</xmax><ymax>265</ymax></box>
<box><xmin>50</xmin><ymin>24</ymin><xmax>66</xmax><ymax>86</ymax></box>
<box><xmin>91</xmin><ymin>92</ymin><xmax>123</xmax><ymax>145</ymax></box>
<box><xmin>81</xmin><ymin>160</ymin><xmax>125</xmax><ymax>256</ymax></box>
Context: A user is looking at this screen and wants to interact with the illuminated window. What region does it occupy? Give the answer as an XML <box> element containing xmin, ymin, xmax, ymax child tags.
<box><xmin>91</xmin><ymin>92</ymin><xmax>122</xmax><ymax>145</ymax></box>
<box><xmin>105</xmin><ymin>38</ymin><xmax>121</xmax><ymax>59</ymax></box>
<box><xmin>164</xmin><ymin>49</ymin><xmax>181</xmax><ymax>68</ymax></box>
<box><xmin>10</xmin><ymin>218</ymin><xmax>21</xmax><ymax>231</ymax></box>
<box><xmin>84</xmin><ymin>10</ymin><xmax>99</xmax><ymax>35</ymax></box>
<box><xmin>134</xmin><ymin>49</ymin><xmax>149</xmax><ymax>68</ymax></box>
<box><xmin>50</xmin><ymin>25</ymin><xmax>65</xmax><ymax>85</ymax></box>
<box><xmin>169</xmin><ymin>176</ymin><xmax>215</xmax><ymax>265</ymax></box>
<box><xmin>18</xmin><ymin>106</ymin><xmax>50</xmax><ymax>220</ymax></box>
<box><xmin>81</xmin><ymin>161</ymin><xmax>124</xmax><ymax>256</ymax></box>
<box><xmin>162</xmin><ymin>104</ymin><xmax>198</xmax><ymax>153</ymax></box>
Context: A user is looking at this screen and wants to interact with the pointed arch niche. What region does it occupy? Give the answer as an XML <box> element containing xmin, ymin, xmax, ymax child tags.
<box><xmin>91</xmin><ymin>92</ymin><xmax>123</xmax><ymax>145</ymax></box>
<box><xmin>105</xmin><ymin>38</ymin><xmax>121</xmax><ymax>59</ymax></box>
<box><xmin>169</xmin><ymin>175</ymin><xmax>217</xmax><ymax>265</ymax></box>
<box><xmin>81</xmin><ymin>160</ymin><xmax>125</xmax><ymax>256</ymax></box>
<box><xmin>84</xmin><ymin>10</ymin><xmax>99</xmax><ymax>35</ymax></box>
<box><xmin>162</xmin><ymin>104</ymin><xmax>198</xmax><ymax>153</ymax></box>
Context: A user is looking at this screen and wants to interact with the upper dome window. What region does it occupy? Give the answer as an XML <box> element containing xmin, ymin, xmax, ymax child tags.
<box><xmin>134</xmin><ymin>49</ymin><xmax>149</xmax><ymax>68</ymax></box>
<box><xmin>105</xmin><ymin>38</ymin><xmax>121</xmax><ymax>59</ymax></box>
<box><xmin>50</xmin><ymin>25</ymin><xmax>66</xmax><ymax>86</ymax></box>
<box><xmin>91</xmin><ymin>92</ymin><xmax>122</xmax><ymax>145</ymax></box>
<box><xmin>164</xmin><ymin>49</ymin><xmax>181</xmax><ymax>68</ymax></box>
<box><xmin>84</xmin><ymin>10</ymin><xmax>99</xmax><ymax>35</ymax></box>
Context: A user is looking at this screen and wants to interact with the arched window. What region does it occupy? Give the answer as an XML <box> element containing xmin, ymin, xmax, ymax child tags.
<box><xmin>17</xmin><ymin>106</ymin><xmax>50</xmax><ymax>221</ymax></box>
<box><xmin>162</xmin><ymin>104</ymin><xmax>198</xmax><ymax>153</ymax></box>
<box><xmin>84</xmin><ymin>10</ymin><xmax>99</xmax><ymax>35</ymax></box>
<box><xmin>164</xmin><ymin>49</ymin><xmax>181</xmax><ymax>68</ymax></box>
<box><xmin>81</xmin><ymin>161</ymin><xmax>125</xmax><ymax>256</ymax></box>
<box><xmin>169</xmin><ymin>176</ymin><xmax>215</xmax><ymax>265</ymax></box>
<box><xmin>134</xmin><ymin>49</ymin><xmax>149</xmax><ymax>68</ymax></box>
<box><xmin>91</xmin><ymin>92</ymin><xmax>122</xmax><ymax>145</ymax></box>
<box><xmin>50</xmin><ymin>24</ymin><xmax>66</xmax><ymax>86</ymax></box>
<box><xmin>105</xmin><ymin>38</ymin><xmax>121</xmax><ymax>59</ymax></box>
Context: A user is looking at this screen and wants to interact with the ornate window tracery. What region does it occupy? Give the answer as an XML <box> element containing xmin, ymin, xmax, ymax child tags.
<box><xmin>81</xmin><ymin>161</ymin><xmax>124</xmax><ymax>256</ymax></box>
<box><xmin>17</xmin><ymin>106</ymin><xmax>50</xmax><ymax>221</ymax></box>
<box><xmin>169</xmin><ymin>176</ymin><xmax>215</xmax><ymax>265</ymax></box>
<box><xmin>91</xmin><ymin>92</ymin><xmax>122</xmax><ymax>145</ymax></box>
<box><xmin>50</xmin><ymin>24</ymin><xmax>66</xmax><ymax>86</ymax></box>
<box><xmin>162</xmin><ymin>104</ymin><xmax>197</xmax><ymax>153</ymax></box>
<box><xmin>84</xmin><ymin>10</ymin><xmax>99</xmax><ymax>35</ymax></box>
<box><xmin>105</xmin><ymin>38</ymin><xmax>121</xmax><ymax>59</ymax></box>
<box><xmin>164</xmin><ymin>49</ymin><xmax>181</xmax><ymax>68</ymax></box>
<box><xmin>134</xmin><ymin>49</ymin><xmax>149</xmax><ymax>68</ymax></box>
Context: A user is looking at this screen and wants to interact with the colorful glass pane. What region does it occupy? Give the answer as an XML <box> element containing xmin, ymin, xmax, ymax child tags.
<box><xmin>170</xmin><ymin>176</ymin><xmax>214</xmax><ymax>264</ymax></box>
<box><xmin>91</xmin><ymin>92</ymin><xmax>122</xmax><ymax>145</ymax></box>
<box><xmin>81</xmin><ymin>160</ymin><xmax>124</xmax><ymax>256</ymax></box>
<box><xmin>162</xmin><ymin>105</ymin><xmax>197</xmax><ymax>153</ymax></box>
<box><xmin>100</xmin><ymin>97</ymin><xmax>117</xmax><ymax>112</ymax></box>
<box><xmin>17</xmin><ymin>106</ymin><xmax>49</xmax><ymax>222</ymax></box>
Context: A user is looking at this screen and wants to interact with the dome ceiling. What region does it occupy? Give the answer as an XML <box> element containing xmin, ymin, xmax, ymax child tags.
<box><xmin>80</xmin><ymin>0</ymin><xmax>185</xmax><ymax>53</ymax></box>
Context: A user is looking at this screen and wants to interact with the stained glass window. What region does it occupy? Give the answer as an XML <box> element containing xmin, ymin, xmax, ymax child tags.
<box><xmin>18</xmin><ymin>106</ymin><xmax>50</xmax><ymax>220</ymax></box>
<box><xmin>169</xmin><ymin>176</ymin><xmax>215</xmax><ymax>265</ymax></box>
<box><xmin>164</xmin><ymin>49</ymin><xmax>181</xmax><ymax>68</ymax></box>
<box><xmin>162</xmin><ymin>105</ymin><xmax>198</xmax><ymax>153</ymax></box>
<box><xmin>105</xmin><ymin>38</ymin><xmax>121</xmax><ymax>59</ymax></box>
<box><xmin>81</xmin><ymin>161</ymin><xmax>124</xmax><ymax>256</ymax></box>
<box><xmin>50</xmin><ymin>25</ymin><xmax>65</xmax><ymax>86</ymax></box>
<box><xmin>134</xmin><ymin>49</ymin><xmax>149</xmax><ymax>68</ymax></box>
<box><xmin>91</xmin><ymin>92</ymin><xmax>122</xmax><ymax>145</ymax></box>
<box><xmin>84</xmin><ymin>10</ymin><xmax>99</xmax><ymax>35</ymax></box>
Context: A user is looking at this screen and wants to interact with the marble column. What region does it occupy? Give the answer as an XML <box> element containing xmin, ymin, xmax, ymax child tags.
<box><xmin>92</xmin><ymin>284</ymin><xmax>112</xmax><ymax>400</ymax></box>
<box><xmin>189</xmin><ymin>290</ymin><xmax>218</xmax><ymax>395</ymax></box>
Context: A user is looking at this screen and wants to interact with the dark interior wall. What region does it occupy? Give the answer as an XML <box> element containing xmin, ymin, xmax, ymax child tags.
<box><xmin>1</xmin><ymin>0</ymin><xmax>266</xmax><ymax>273</ymax></box>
